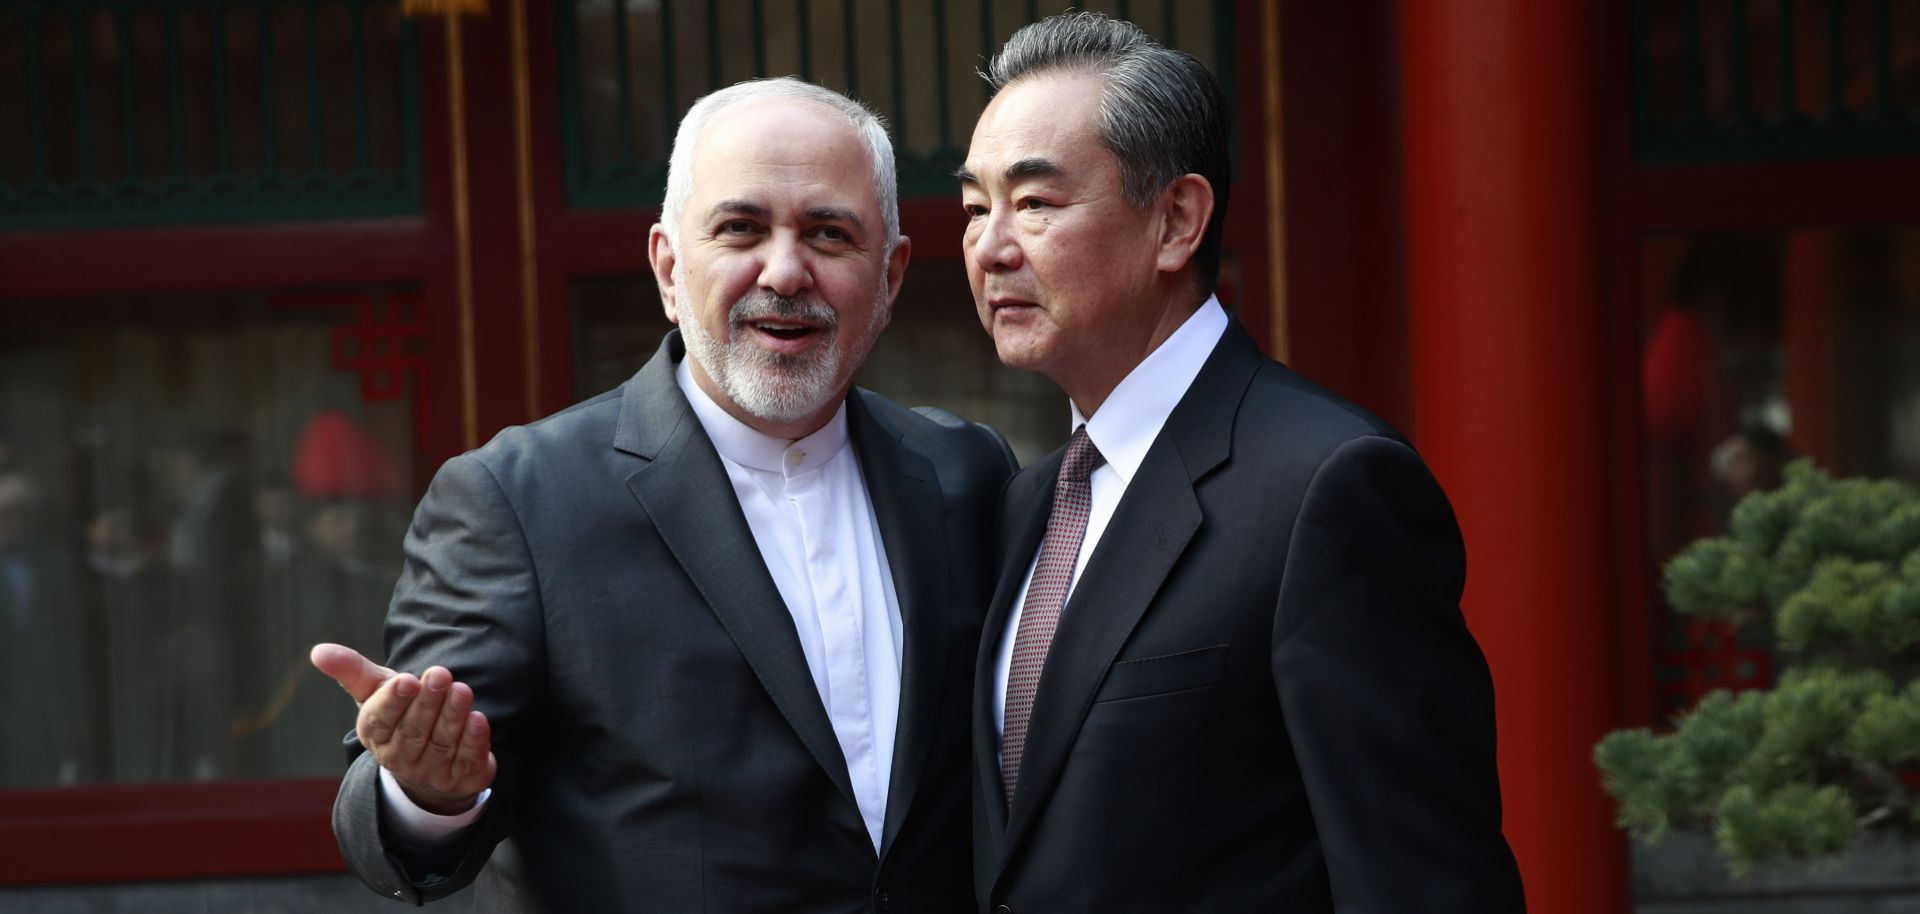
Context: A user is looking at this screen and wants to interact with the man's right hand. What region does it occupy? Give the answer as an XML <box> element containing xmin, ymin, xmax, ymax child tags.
<box><xmin>310</xmin><ymin>643</ymin><xmax>497</xmax><ymax>816</ymax></box>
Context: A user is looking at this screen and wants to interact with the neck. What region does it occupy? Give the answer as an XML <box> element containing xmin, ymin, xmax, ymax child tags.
<box><xmin>1062</xmin><ymin>289</ymin><xmax>1205</xmax><ymax>418</ymax></box>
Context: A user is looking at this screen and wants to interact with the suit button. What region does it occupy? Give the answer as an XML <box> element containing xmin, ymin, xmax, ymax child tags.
<box><xmin>873</xmin><ymin>889</ymin><xmax>890</xmax><ymax>911</ymax></box>
<box><xmin>993</xmin><ymin>906</ymin><xmax>1014</xmax><ymax>914</ymax></box>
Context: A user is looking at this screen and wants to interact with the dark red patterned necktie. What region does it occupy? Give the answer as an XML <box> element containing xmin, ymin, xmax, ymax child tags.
<box><xmin>1001</xmin><ymin>426</ymin><xmax>1105</xmax><ymax>809</ymax></box>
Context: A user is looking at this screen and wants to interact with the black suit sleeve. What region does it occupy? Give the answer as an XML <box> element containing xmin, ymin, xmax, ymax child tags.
<box><xmin>333</xmin><ymin>451</ymin><xmax>547</xmax><ymax>904</ymax></box>
<box><xmin>972</xmin><ymin>422</ymin><xmax>1019</xmax><ymax>475</ymax></box>
<box><xmin>911</xmin><ymin>405</ymin><xmax>1020</xmax><ymax>476</ymax></box>
<box><xmin>1270</xmin><ymin>435</ymin><xmax>1525</xmax><ymax>912</ymax></box>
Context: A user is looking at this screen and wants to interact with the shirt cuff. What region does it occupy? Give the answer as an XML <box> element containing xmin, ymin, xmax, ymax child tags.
<box><xmin>378</xmin><ymin>765</ymin><xmax>490</xmax><ymax>842</ymax></box>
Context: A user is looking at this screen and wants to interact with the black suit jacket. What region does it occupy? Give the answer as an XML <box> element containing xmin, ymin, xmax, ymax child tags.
<box><xmin>972</xmin><ymin>320</ymin><xmax>1524</xmax><ymax>912</ymax></box>
<box><xmin>333</xmin><ymin>331</ymin><xmax>1015</xmax><ymax>912</ymax></box>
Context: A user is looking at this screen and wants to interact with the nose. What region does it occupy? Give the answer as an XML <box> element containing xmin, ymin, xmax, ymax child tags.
<box><xmin>757</xmin><ymin>233</ymin><xmax>812</xmax><ymax>298</ymax></box>
<box><xmin>968</xmin><ymin>209</ymin><xmax>1023</xmax><ymax>274</ymax></box>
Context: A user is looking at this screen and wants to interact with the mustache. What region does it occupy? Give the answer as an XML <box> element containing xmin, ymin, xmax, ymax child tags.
<box><xmin>728</xmin><ymin>292</ymin><xmax>838</xmax><ymax>330</ymax></box>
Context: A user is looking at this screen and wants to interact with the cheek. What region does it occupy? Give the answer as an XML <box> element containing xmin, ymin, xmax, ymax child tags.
<box><xmin>684</xmin><ymin>284</ymin><xmax>736</xmax><ymax>331</ymax></box>
<box><xmin>693</xmin><ymin>257</ymin><xmax>756</xmax><ymax>302</ymax></box>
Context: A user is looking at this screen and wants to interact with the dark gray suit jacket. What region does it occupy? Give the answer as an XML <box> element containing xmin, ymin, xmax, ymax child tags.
<box><xmin>972</xmin><ymin>320</ymin><xmax>1524</xmax><ymax>912</ymax></box>
<box><xmin>334</xmin><ymin>331</ymin><xmax>1014</xmax><ymax>912</ymax></box>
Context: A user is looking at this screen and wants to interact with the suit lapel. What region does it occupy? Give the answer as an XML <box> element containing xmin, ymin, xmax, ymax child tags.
<box><xmin>996</xmin><ymin>453</ymin><xmax>1201</xmax><ymax>861</ymax></box>
<box><xmin>972</xmin><ymin>453</ymin><xmax>1058</xmax><ymax>839</ymax></box>
<box><xmin>847</xmin><ymin>395</ymin><xmax>952</xmax><ymax>857</ymax></box>
<box><xmin>995</xmin><ymin>322</ymin><xmax>1265</xmax><ymax>870</ymax></box>
<box><xmin>618</xmin><ymin>332</ymin><xmax>858</xmax><ymax>810</ymax></box>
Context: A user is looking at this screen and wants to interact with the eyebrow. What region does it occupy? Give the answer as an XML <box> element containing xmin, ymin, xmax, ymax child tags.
<box><xmin>806</xmin><ymin>207</ymin><xmax>864</xmax><ymax>230</ymax></box>
<box><xmin>705</xmin><ymin>200</ymin><xmax>864</xmax><ymax>231</ymax></box>
<box><xmin>954</xmin><ymin>157</ymin><xmax>1064</xmax><ymax>186</ymax></box>
<box><xmin>705</xmin><ymin>200</ymin><xmax>768</xmax><ymax>223</ymax></box>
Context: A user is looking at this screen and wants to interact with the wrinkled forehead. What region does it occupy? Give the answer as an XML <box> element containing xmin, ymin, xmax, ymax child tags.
<box><xmin>687</xmin><ymin>100</ymin><xmax>880</xmax><ymax>214</ymax></box>
<box><xmin>964</xmin><ymin>71</ymin><xmax>1111</xmax><ymax>182</ymax></box>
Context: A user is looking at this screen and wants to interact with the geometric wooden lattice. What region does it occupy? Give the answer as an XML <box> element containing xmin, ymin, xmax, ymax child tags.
<box><xmin>261</xmin><ymin>289</ymin><xmax>427</xmax><ymax>405</ymax></box>
<box><xmin>1630</xmin><ymin>0</ymin><xmax>1920</xmax><ymax>165</ymax></box>
<box><xmin>328</xmin><ymin>290</ymin><xmax>427</xmax><ymax>403</ymax></box>
<box><xmin>553</xmin><ymin>0</ymin><xmax>1236</xmax><ymax>206</ymax></box>
<box><xmin>0</xmin><ymin>1</ymin><xmax>421</xmax><ymax>230</ymax></box>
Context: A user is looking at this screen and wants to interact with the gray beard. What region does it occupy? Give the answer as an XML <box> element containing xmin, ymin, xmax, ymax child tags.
<box><xmin>677</xmin><ymin>284</ymin><xmax>889</xmax><ymax>427</ymax></box>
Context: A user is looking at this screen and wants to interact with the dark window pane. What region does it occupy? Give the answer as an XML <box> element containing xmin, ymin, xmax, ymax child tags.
<box><xmin>1640</xmin><ymin>226</ymin><xmax>1920</xmax><ymax>721</ymax></box>
<box><xmin>0</xmin><ymin>290</ymin><xmax>425</xmax><ymax>786</ymax></box>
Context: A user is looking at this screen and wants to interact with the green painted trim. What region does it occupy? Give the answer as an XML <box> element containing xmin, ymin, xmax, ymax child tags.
<box><xmin>259</xmin><ymin>2</ymin><xmax>278</xmax><ymax>176</ymax></box>
<box><xmin>119</xmin><ymin>10</ymin><xmax>137</xmax><ymax>178</ymax></box>
<box><xmin>556</xmin><ymin>0</ymin><xmax>1244</xmax><ymax>209</ymax></box>
<box><xmin>214</xmin><ymin>3</ymin><xmax>234</xmax><ymax>173</ymax></box>
<box><xmin>1213</xmin><ymin>0</ymin><xmax>1238</xmax><ymax>183</ymax></box>
<box><xmin>611</xmin><ymin>0</ymin><xmax>636</xmax><ymax>164</ymax></box>
<box><xmin>305</xmin><ymin>1</ymin><xmax>325</xmax><ymax>172</ymax></box>
<box><xmin>889</xmin><ymin>0</ymin><xmax>907</xmax><ymax>148</ymax></box>
<box><xmin>399</xmin><ymin>13</ymin><xmax>422</xmax><ymax>212</ymax></box>
<box><xmin>556</xmin><ymin>0</ymin><xmax>589</xmax><ymax>209</ymax></box>
<box><xmin>169</xmin><ymin>6</ymin><xmax>189</xmax><ymax>175</ymax></box>
<box><xmin>73</xmin><ymin>5</ymin><xmax>92</xmax><ymax>182</ymax></box>
<box><xmin>0</xmin><ymin>177</ymin><xmax>419</xmax><ymax>231</ymax></box>
<box><xmin>798</xmin><ymin>0</ymin><xmax>813</xmax><ymax>82</ymax></box>
<box><xmin>26</xmin><ymin>6</ymin><xmax>46</xmax><ymax>182</ymax></box>
<box><xmin>843</xmin><ymin>0</ymin><xmax>858</xmax><ymax>96</ymax></box>
<box><xmin>1</xmin><ymin>0</ymin><xmax>426</xmax><ymax>230</ymax></box>
<box><xmin>1632</xmin><ymin>0</ymin><xmax>1920</xmax><ymax>165</ymax></box>
<box><xmin>933</xmin><ymin>0</ymin><xmax>952</xmax><ymax>151</ymax></box>
<box><xmin>352</xmin><ymin>0</ymin><xmax>372</xmax><ymax>172</ymax></box>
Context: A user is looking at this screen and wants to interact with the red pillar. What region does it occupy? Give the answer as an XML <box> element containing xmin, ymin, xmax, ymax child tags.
<box><xmin>1784</xmin><ymin>230</ymin><xmax>1841</xmax><ymax>472</ymax></box>
<box><xmin>1399</xmin><ymin>4</ymin><xmax>1627</xmax><ymax>913</ymax></box>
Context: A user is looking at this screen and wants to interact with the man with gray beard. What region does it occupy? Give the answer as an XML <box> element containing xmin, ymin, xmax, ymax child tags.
<box><xmin>311</xmin><ymin>77</ymin><xmax>1014</xmax><ymax>912</ymax></box>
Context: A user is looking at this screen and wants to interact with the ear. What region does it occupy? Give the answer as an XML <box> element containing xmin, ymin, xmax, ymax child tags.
<box><xmin>648</xmin><ymin>224</ymin><xmax>681</xmax><ymax>323</ymax></box>
<box><xmin>883</xmin><ymin>234</ymin><xmax>912</xmax><ymax>315</ymax></box>
<box><xmin>1154</xmin><ymin>174</ymin><xmax>1214</xmax><ymax>275</ymax></box>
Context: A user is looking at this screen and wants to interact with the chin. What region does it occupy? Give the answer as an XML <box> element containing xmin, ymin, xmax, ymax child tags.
<box><xmin>991</xmin><ymin>336</ymin><xmax>1051</xmax><ymax>374</ymax></box>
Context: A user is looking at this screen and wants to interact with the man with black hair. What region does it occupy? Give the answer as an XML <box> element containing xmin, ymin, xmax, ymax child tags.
<box><xmin>960</xmin><ymin>13</ymin><xmax>1526</xmax><ymax>911</ymax></box>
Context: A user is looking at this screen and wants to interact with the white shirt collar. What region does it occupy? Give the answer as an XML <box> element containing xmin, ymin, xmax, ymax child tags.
<box><xmin>675</xmin><ymin>355</ymin><xmax>849</xmax><ymax>476</ymax></box>
<box><xmin>1071</xmin><ymin>296</ymin><xmax>1230</xmax><ymax>484</ymax></box>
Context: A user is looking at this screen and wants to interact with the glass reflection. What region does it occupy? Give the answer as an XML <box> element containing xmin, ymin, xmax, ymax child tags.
<box><xmin>0</xmin><ymin>290</ymin><xmax>419</xmax><ymax>786</ymax></box>
<box><xmin>1642</xmin><ymin>226</ymin><xmax>1920</xmax><ymax>721</ymax></box>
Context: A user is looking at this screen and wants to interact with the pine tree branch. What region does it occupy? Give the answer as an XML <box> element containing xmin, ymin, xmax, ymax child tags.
<box><xmin>1852</xmin><ymin>759</ymin><xmax>1915</xmax><ymax>827</ymax></box>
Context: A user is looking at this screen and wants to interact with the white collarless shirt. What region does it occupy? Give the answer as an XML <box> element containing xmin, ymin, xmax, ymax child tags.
<box><xmin>675</xmin><ymin>358</ymin><xmax>904</xmax><ymax>851</ymax></box>
<box><xmin>383</xmin><ymin>357</ymin><xmax>904</xmax><ymax>853</ymax></box>
<box><xmin>992</xmin><ymin>297</ymin><xmax>1229</xmax><ymax>750</ymax></box>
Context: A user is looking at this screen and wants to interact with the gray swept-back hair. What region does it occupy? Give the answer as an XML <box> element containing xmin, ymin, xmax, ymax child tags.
<box><xmin>983</xmin><ymin>12</ymin><xmax>1231</xmax><ymax>291</ymax></box>
<box><xmin>659</xmin><ymin>77</ymin><xmax>899</xmax><ymax>256</ymax></box>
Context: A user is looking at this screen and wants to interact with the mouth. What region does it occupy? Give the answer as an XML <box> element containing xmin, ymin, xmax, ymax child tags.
<box><xmin>988</xmin><ymin>294</ymin><xmax>1038</xmax><ymax>309</ymax></box>
<box><xmin>986</xmin><ymin>296</ymin><xmax>1040</xmax><ymax>318</ymax></box>
<box><xmin>725</xmin><ymin>292</ymin><xmax>839</xmax><ymax>356</ymax></box>
<box><xmin>741</xmin><ymin>318</ymin><xmax>829</xmax><ymax>353</ymax></box>
<box><xmin>751</xmin><ymin>321</ymin><xmax>817</xmax><ymax>340</ymax></box>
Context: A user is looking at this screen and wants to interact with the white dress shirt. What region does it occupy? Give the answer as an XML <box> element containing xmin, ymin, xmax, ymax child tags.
<box><xmin>992</xmin><ymin>297</ymin><xmax>1229</xmax><ymax>748</ymax></box>
<box><xmin>383</xmin><ymin>356</ymin><xmax>904</xmax><ymax>852</ymax></box>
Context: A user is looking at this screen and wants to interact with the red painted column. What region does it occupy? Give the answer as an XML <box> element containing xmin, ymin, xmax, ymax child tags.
<box><xmin>1399</xmin><ymin>4</ymin><xmax>1626</xmax><ymax>913</ymax></box>
<box><xmin>1783</xmin><ymin>230</ymin><xmax>1841</xmax><ymax>472</ymax></box>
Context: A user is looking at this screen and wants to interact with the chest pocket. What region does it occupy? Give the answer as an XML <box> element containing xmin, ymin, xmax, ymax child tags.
<box><xmin>1092</xmin><ymin>643</ymin><xmax>1230</xmax><ymax>703</ymax></box>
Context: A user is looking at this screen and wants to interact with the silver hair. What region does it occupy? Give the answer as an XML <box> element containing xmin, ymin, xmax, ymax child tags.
<box><xmin>659</xmin><ymin>77</ymin><xmax>899</xmax><ymax>255</ymax></box>
<box><xmin>983</xmin><ymin>12</ymin><xmax>1231</xmax><ymax>290</ymax></box>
